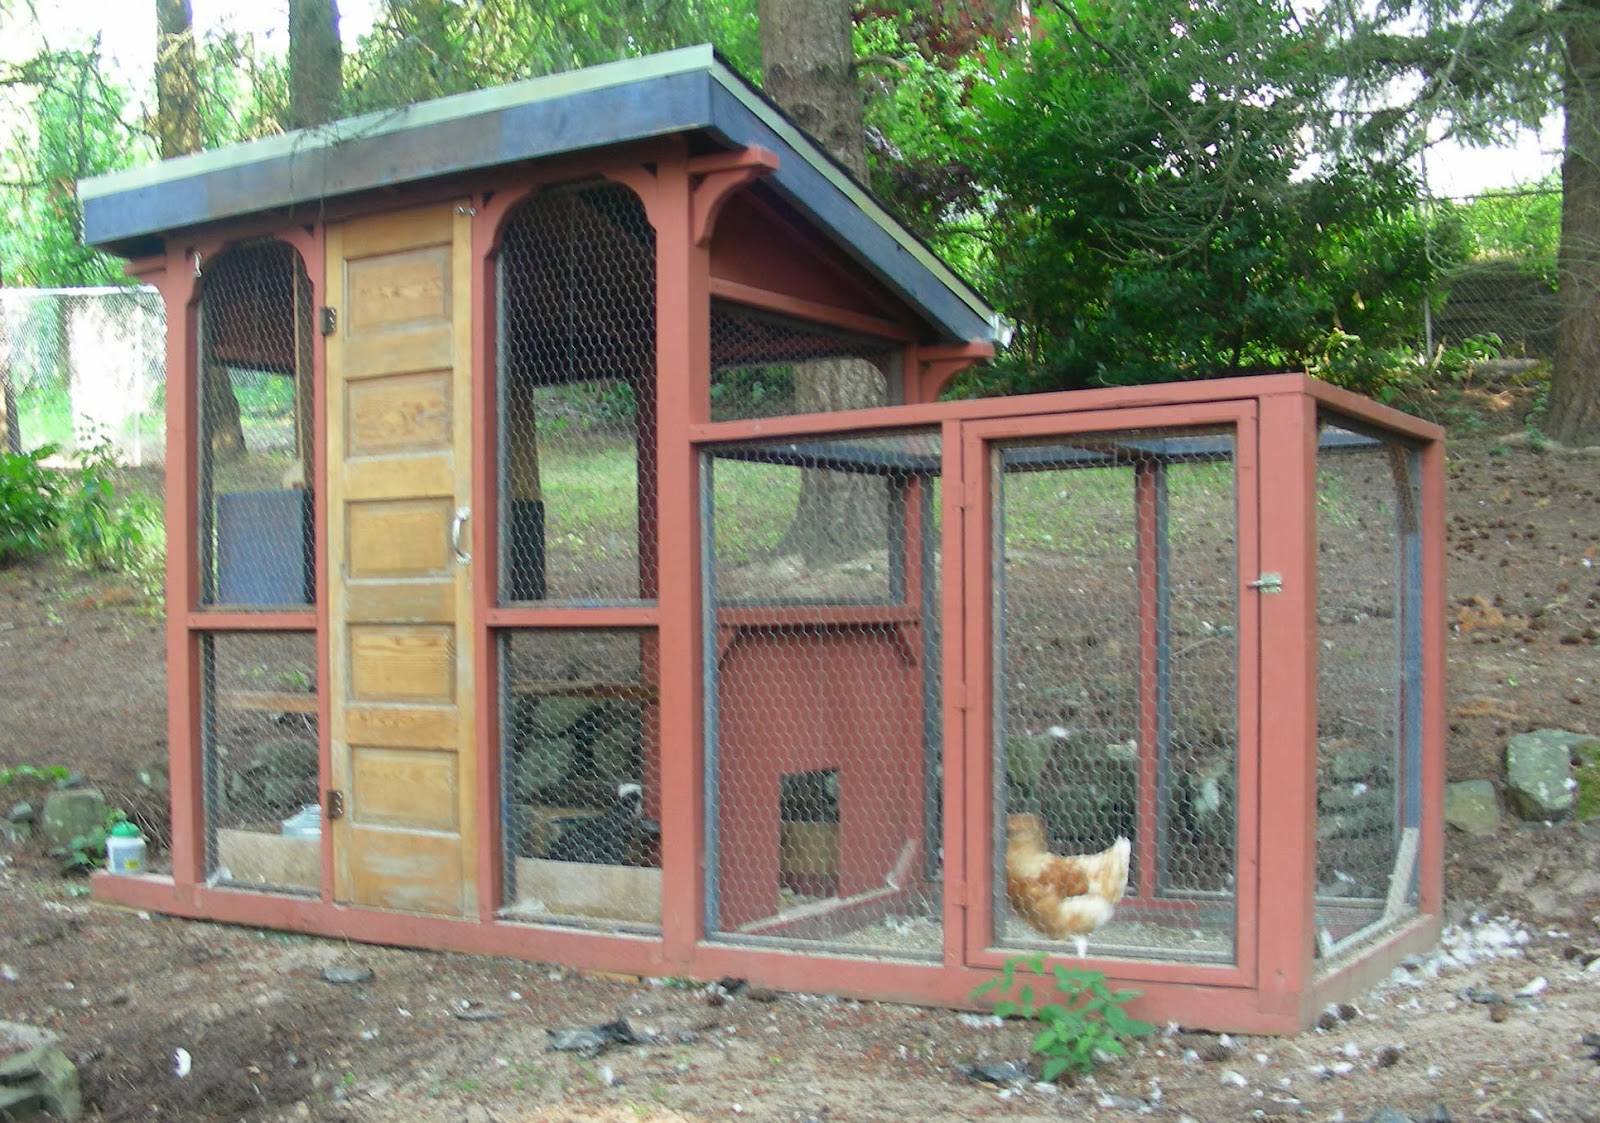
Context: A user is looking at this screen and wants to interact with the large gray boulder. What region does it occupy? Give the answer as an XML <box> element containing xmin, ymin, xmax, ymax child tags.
<box><xmin>1504</xmin><ymin>730</ymin><xmax>1585</xmax><ymax>821</ymax></box>
<box><xmin>38</xmin><ymin>790</ymin><xmax>106</xmax><ymax>851</ymax></box>
<box><xmin>1444</xmin><ymin>780</ymin><xmax>1500</xmax><ymax>836</ymax></box>
<box><xmin>0</xmin><ymin>1044</ymin><xmax>82</xmax><ymax>1120</ymax></box>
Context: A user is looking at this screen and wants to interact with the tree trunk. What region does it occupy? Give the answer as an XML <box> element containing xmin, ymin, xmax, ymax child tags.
<box><xmin>155</xmin><ymin>0</ymin><xmax>202</xmax><ymax>158</ymax></box>
<box><xmin>158</xmin><ymin>0</ymin><xmax>245</xmax><ymax>459</ymax></box>
<box><xmin>759</xmin><ymin>0</ymin><xmax>886</xmax><ymax>563</ymax></box>
<box><xmin>1549</xmin><ymin>1</ymin><xmax>1600</xmax><ymax>446</ymax></box>
<box><xmin>0</xmin><ymin>283</ymin><xmax>17</xmax><ymax>455</ymax></box>
<box><xmin>289</xmin><ymin>0</ymin><xmax>343</xmax><ymax>130</ymax></box>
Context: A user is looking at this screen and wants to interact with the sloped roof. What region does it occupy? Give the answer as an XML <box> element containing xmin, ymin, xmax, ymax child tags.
<box><xmin>78</xmin><ymin>45</ymin><xmax>1005</xmax><ymax>347</ymax></box>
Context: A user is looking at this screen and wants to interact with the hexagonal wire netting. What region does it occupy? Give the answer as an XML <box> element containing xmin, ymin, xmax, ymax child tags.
<box><xmin>197</xmin><ymin>240</ymin><xmax>316</xmax><ymax>609</ymax></box>
<box><xmin>1314</xmin><ymin>419</ymin><xmax>1423</xmax><ymax>961</ymax></box>
<box><xmin>992</xmin><ymin>428</ymin><xmax>1239</xmax><ymax>964</ymax></box>
<box><xmin>499</xmin><ymin>629</ymin><xmax>660</xmax><ymax>930</ymax></box>
<box><xmin>703</xmin><ymin>429</ymin><xmax>943</xmax><ymax>958</ymax></box>
<box><xmin>202</xmin><ymin>632</ymin><xmax>321</xmax><ymax>894</ymax></box>
<box><xmin>710</xmin><ymin>302</ymin><xmax>900</xmax><ymax>422</ymax></box>
<box><xmin>496</xmin><ymin>180</ymin><xmax>657</xmax><ymax>606</ymax></box>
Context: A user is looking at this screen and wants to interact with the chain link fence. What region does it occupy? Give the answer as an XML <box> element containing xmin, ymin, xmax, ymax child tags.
<box><xmin>0</xmin><ymin>286</ymin><xmax>165</xmax><ymax>463</ymax></box>
<box><xmin>1424</xmin><ymin>186</ymin><xmax>1559</xmax><ymax>362</ymax></box>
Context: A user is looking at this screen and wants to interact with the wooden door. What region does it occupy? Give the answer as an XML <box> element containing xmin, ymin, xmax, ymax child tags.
<box><xmin>326</xmin><ymin>202</ymin><xmax>476</xmax><ymax>916</ymax></box>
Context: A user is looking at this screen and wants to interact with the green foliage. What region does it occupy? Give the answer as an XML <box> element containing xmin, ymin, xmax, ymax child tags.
<box><xmin>0</xmin><ymin>446</ymin><xmax>63</xmax><ymax>565</ymax></box>
<box><xmin>950</xmin><ymin>0</ymin><xmax>1436</xmax><ymax>393</ymax></box>
<box><xmin>0</xmin><ymin>763</ymin><xmax>72</xmax><ymax>787</ymax></box>
<box><xmin>1448</xmin><ymin>180</ymin><xmax>1560</xmax><ymax>284</ymax></box>
<box><xmin>971</xmin><ymin>954</ymin><xmax>1155</xmax><ymax>1081</ymax></box>
<box><xmin>51</xmin><ymin>807</ymin><xmax>127</xmax><ymax>875</ymax></box>
<box><xmin>0</xmin><ymin>44</ymin><xmax>142</xmax><ymax>287</ymax></box>
<box><xmin>346</xmin><ymin>0</ymin><xmax>759</xmax><ymax>115</ymax></box>
<box><xmin>59</xmin><ymin>434</ymin><xmax>159</xmax><ymax>576</ymax></box>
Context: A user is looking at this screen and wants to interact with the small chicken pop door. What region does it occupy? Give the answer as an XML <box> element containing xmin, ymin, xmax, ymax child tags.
<box><xmin>968</xmin><ymin>408</ymin><xmax>1255</xmax><ymax>970</ymax></box>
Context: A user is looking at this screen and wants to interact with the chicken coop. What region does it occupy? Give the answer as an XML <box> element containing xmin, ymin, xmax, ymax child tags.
<box><xmin>79</xmin><ymin>46</ymin><xmax>1445</xmax><ymax>1033</ymax></box>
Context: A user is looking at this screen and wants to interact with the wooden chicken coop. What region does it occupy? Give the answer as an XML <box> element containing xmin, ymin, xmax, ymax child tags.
<box><xmin>79</xmin><ymin>46</ymin><xmax>1446</xmax><ymax>1033</ymax></box>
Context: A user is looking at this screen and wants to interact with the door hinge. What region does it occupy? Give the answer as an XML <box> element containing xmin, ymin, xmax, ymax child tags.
<box><xmin>325</xmin><ymin>789</ymin><xmax>345</xmax><ymax>820</ymax></box>
<box><xmin>320</xmin><ymin>307</ymin><xmax>337</xmax><ymax>336</ymax></box>
<box><xmin>1248</xmin><ymin>572</ymin><xmax>1283</xmax><ymax>594</ymax></box>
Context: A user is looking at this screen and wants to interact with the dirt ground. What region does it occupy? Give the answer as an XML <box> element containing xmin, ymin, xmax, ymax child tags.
<box><xmin>3</xmin><ymin>386</ymin><xmax>1600</xmax><ymax>1123</ymax></box>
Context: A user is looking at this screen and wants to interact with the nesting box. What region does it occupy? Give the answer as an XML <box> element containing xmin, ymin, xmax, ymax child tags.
<box><xmin>80</xmin><ymin>46</ymin><xmax>1444</xmax><ymax>1032</ymax></box>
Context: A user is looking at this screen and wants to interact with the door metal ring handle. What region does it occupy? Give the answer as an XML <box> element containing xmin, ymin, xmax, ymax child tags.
<box><xmin>451</xmin><ymin>506</ymin><xmax>471</xmax><ymax>564</ymax></box>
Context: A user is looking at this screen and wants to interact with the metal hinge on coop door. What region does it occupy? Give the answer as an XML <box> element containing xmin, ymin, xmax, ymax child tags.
<box><xmin>325</xmin><ymin>790</ymin><xmax>345</xmax><ymax>820</ymax></box>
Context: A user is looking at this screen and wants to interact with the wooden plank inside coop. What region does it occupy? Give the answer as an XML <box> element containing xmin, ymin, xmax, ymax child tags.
<box><xmin>217</xmin><ymin>689</ymin><xmax>319</xmax><ymax>714</ymax></box>
<box><xmin>216</xmin><ymin>829</ymin><xmax>320</xmax><ymax>890</ymax></box>
<box><xmin>512</xmin><ymin>858</ymin><xmax>661</xmax><ymax>924</ymax></box>
<box><xmin>508</xmin><ymin>681</ymin><xmax>657</xmax><ymax>702</ymax></box>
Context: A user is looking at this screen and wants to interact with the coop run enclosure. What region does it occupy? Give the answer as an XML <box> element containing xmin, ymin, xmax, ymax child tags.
<box><xmin>79</xmin><ymin>47</ymin><xmax>1445</xmax><ymax>1033</ymax></box>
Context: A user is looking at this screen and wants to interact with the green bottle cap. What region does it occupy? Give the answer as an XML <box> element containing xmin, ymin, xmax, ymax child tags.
<box><xmin>109</xmin><ymin>821</ymin><xmax>142</xmax><ymax>838</ymax></box>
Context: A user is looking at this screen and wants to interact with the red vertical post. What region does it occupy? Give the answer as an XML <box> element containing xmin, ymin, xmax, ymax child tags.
<box><xmin>1254</xmin><ymin>389</ymin><xmax>1319</xmax><ymax>1022</ymax></box>
<box><xmin>654</xmin><ymin>156</ymin><xmax>711</xmax><ymax>961</ymax></box>
<box><xmin>157</xmin><ymin>250</ymin><xmax>204</xmax><ymax>889</ymax></box>
<box><xmin>1134</xmin><ymin>460</ymin><xmax>1161</xmax><ymax>899</ymax></box>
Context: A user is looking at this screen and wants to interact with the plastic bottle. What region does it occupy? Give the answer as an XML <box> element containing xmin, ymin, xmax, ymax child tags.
<box><xmin>106</xmin><ymin>821</ymin><xmax>146</xmax><ymax>875</ymax></box>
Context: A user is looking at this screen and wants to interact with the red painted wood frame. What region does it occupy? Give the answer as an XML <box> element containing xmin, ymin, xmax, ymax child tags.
<box><xmin>105</xmin><ymin>133</ymin><xmax>1447</xmax><ymax>1030</ymax></box>
<box><xmin>954</xmin><ymin>401</ymin><xmax>1261</xmax><ymax>991</ymax></box>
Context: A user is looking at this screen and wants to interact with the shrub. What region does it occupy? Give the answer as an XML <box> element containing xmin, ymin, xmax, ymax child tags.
<box><xmin>971</xmin><ymin>953</ymin><xmax>1156</xmax><ymax>1080</ymax></box>
<box><xmin>0</xmin><ymin>445</ymin><xmax>63</xmax><ymax>565</ymax></box>
<box><xmin>60</xmin><ymin>434</ymin><xmax>158</xmax><ymax>574</ymax></box>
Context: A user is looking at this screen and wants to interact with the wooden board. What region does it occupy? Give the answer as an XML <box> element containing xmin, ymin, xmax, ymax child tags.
<box><xmin>327</xmin><ymin>202</ymin><xmax>476</xmax><ymax>917</ymax></box>
<box><xmin>511</xmin><ymin>858</ymin><xmax>662</xmax><ymax>925</ymax></box>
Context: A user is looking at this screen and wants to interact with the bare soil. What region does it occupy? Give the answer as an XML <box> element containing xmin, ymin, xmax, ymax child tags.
<box><xmin>3</xmin><ymin>388</ymin><xmax>1600</xmax><ymax>1123</ymax></box>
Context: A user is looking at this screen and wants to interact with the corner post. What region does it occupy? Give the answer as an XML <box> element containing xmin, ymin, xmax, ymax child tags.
<box><xmin>654</xmin><ymin>155</ymin><xmax>713</xmax><ymax>963</ymax></box>
<box><xmin>155</xmin><ymin>248</ymin><xmax>206</xmax><ymax>891</ymax></box>
<box><xmin>1254</xmin><ymin>388</ymin><xmax>1319</xmax><ymax>1023</ymax></box>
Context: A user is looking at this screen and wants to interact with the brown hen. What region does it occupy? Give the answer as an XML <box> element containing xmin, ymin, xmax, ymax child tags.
<box><xmin>1004</xmin><ymin>813</ymin><xmax>1130</xmax><ymax>957</ymax></box>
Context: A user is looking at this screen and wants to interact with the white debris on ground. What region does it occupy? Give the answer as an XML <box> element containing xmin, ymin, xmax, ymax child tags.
<box><xmin>1384</xmin><ymin>914</ymin><xmax>1531</xmax><ymax>986</ymax></box>
<box><xmin>957</xmin><ymin>1013</ymin><xmax>1004</xmax><ymax>1030</ymax></box>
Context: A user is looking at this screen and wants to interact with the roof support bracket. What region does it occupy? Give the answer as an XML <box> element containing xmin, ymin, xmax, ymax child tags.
<box><xmin>688</xmin><ymin>146</ymin><xmax>779</xmax><ymax>248</ymax></box>
<box><xmin>916</xmin><ymin>342</ymin><xmax>996</xmax><ymax>401</ymax></box>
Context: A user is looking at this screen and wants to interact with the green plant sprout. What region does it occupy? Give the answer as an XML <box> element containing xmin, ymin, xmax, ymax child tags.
<box><xmin>971</xmin><ymin>953</ymin><xmax>1156</xmax><ymax>1080</ymax></box>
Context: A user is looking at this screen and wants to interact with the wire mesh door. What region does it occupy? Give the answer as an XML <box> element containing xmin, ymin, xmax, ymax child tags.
<box><xmin>702</xmin><ymin>429</ymin><xmax>944</xmax><ymax>960</ymax></box>
<box><xmin>978</xmin><ymin>420</ymin><xmax>1247</xmax><ymax>967</ymax></box>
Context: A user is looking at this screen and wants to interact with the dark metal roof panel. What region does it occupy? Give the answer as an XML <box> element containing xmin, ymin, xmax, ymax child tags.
<box><xmin>78</xmin><ymin>45</ymin><xmax>1005</xmax><ymax>345</ymax></box>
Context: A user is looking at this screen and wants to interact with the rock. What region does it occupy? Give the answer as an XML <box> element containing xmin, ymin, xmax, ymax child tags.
<box><xmin>0</xmin><ymin>1045</ymin><xmax>83</xmax><ymax>1120</ymax></box>
<box><xmin>0</xmin><ymin>1022</ymin><xmax>58</xmax><ymax>1051</ymax></box>
<box><xmin>1444</xmin><ymin>781</ymin><xmax>1501</xmax><ymax>835</ymax></box>
<box><xmin>0</xmin><ymin>820</ymin><xmax>29</xmax><ymax>846</ymax></box>
<box><xmin>320</xmin><ymin>966</ymin><xmax>373</xmax><ymax>985</ymax></box>
<box><xmin>37</xmin><ymin>790</ymin><xmax>106</xmax><ymax>851</ymax></box>
<box><xmin>6</xmin><ymin>802</ymin><xmax>32</xmax><ymax>823</ymax></box>
<box><xmin>1505</xmin><ymin>730</ymin><xmax>1588</xmax><ymax>821</ymax></box>
<box><xmin>136</xmin><ymin>762</ymin><xmax>169</xmax><ymax>799</ymax></box>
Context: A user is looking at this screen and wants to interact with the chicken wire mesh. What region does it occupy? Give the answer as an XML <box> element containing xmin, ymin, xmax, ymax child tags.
<box><xmin>198</xmin><ymin>241</ymin><xmax>316</xmax><ymax>609</ymax></box>
<box><xmin>703</xmin><ymin>430</ymin><xmax>943</xmax><ymax>958</ymax></box>
<box><xmin>0</xmin><ymin>286</ymin><xmax>166</xmax><ymax>465</ymax></box>
<box><xmin>500</xmin><ymin>629</ymin><xmax>660</xmax><ymax>930</ymax></box>
<box><xmin>992</xmin><ymin>428</ymin><xmax>1238</xmax><ymax>964</ymax></box>
<box><xmin>202</xmin><ymin>631</ymin><xmax>321</xmax><ymax>895</ymax></box>
<box><xmin>498</xmin><ymin>181</ymin><xmax>656</xmax><ymax>605</ymax></box>
<box><xmin>710</xmin><ymin>303</ymin><xmax>900</xmax><ymax>422</ymax></box>
<box><xmin>1314</xmin><ymin>420</ymin><xmax>1422</xmax><ymax>961</ymax></box>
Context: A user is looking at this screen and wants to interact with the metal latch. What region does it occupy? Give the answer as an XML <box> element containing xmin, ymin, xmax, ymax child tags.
<box><xmin>1248</xmin><ymin>572</ymin><xmax>1283</xmax><ymax>594</ymax></box>
<box><xmin>320</xmin><ymin>307</ymin><xmax>337</xmax><ymax>336</ymax></box>
<box><xmin>325</xmin><ymin>789</ymin><xmax>345</xmax><ymax>820</ymax></box>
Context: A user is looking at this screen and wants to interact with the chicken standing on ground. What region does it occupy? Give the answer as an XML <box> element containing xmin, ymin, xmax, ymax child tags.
<box><xmin>1004</xmin><ymin>812</ymin><xmax>1131</xmax><ymax>958</ymax></box>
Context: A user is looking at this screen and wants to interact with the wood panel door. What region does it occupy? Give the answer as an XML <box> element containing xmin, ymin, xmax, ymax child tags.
<box><xmin>326</xmin><ymin>202</ymin><xmax>476</xmax><ymax>916</ymax></box>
